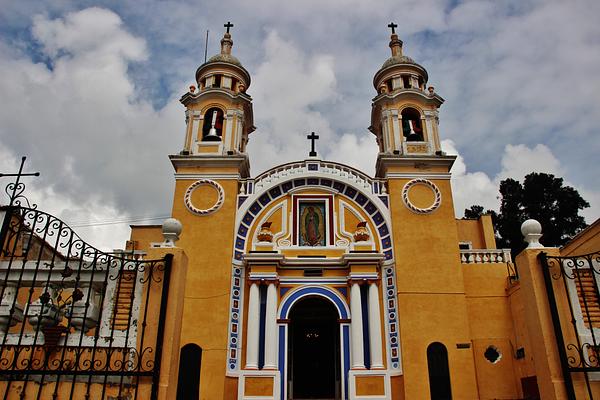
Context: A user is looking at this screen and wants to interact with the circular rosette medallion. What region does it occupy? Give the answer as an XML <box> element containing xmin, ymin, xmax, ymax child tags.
<box><xmin>184</xmin><ymin>179</ymin><xmax>225</xmax><ymax>215</ymax></box>
<box><xmin>401</xmin><ymin>178</ymin><xmax>442</xmax><ymax>214</ymax></box>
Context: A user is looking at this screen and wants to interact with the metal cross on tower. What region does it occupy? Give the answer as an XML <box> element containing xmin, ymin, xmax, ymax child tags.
<box><xmin>388</xmin><ymin>22</ymin><xmax>398</xmax><ymax>34</ymax></box>
<box><xmin>0</xmin><ymin>156</ymin><xmax>39</xmax><ymax>207</ymax></box>
<box><xmin>307</xmin><ymin>132</ymin><xmax>319</xmax><ymax>157</ymax></box>
<box><xmin>224</xmin><ymin>21</ymin><xmax>234</xmax><ymax>33</ymax></box>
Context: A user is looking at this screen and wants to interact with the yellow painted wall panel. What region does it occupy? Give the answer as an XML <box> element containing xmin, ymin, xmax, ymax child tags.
<box><xmin>355</xmin><ymin>375</ymin><xmax>385</xmax><ymax>396</ymax></box>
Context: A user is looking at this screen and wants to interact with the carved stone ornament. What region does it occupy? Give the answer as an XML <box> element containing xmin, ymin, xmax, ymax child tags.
<box><xmin>353</xmin><ymin>221</ymin><xmax>370</xmax><ymax>242</ymax></box>
<box><xmin>401</xmin><ymin>178</ymin><xmax>442</xmax><ymax>214</ymax></box>
<box><xmin>257</xmin><ymin>221</ymin><xmax>274</xmax><ymax>243</ymax></box>
<box><xmin>184</xmin><ymin>179</ymin><xmax>225</xmax><ymax>216</ymax></box>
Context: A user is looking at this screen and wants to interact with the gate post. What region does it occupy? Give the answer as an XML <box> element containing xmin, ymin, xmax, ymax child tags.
<box><xmin>146</xmin><ymin>247</ymin><xmax>189</xmax><ymax>400</ymax></box>
<box><xmin>516</xmin><ymin>245</ymin><xmax>570</xmax><ymax>399</ymax></box>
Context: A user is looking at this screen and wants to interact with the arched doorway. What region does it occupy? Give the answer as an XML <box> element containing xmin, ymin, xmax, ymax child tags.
<box><xmin>288</xmin><ymin>296</ymin><xmax>341</xmax><ymax>399</ymax></box>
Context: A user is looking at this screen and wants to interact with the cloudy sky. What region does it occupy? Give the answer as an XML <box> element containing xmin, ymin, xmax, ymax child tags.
<box><xmin>0</xmin><ymin>0</ymin><xmax>598</xmax><ymax>250</ymax></box>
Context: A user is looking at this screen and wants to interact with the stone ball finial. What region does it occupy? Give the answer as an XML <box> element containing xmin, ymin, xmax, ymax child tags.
<box><xmin>162</xmin><ymin>218</ymin><xmax>183</xmax><ymax>247</ymax></box>
<box><xmin>521</xmin><ymin>219</ymin><xmax>543</xmax><ymax>248</ymax></box>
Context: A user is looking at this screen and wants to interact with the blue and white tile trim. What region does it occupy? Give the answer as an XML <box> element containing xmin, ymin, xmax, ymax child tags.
<box><xmin>233</xmin><ymin>177</ymin><xmax>393</xmax><ymax>262</ymax></box>
<box><xmin>227</xmin><ymin>263</ymin><xmax>244</xmax><ymax>373</ymax></box>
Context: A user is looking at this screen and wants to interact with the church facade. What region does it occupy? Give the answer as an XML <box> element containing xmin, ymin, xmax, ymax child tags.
<box><xmin>125</xmin><ymin>25</ymin><xmax>599</xmax><ymax>399</ymax></box>
<box><xmin>0</xmin><ymin>23</ymin><xmax>599</xmax><ymax>400</ymax></box>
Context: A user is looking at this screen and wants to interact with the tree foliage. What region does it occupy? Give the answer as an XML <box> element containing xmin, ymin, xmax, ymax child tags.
<box><xmin>464</xmin><ymin>172</ymin><xmax>589</xmax><ymax>256</ymax></box>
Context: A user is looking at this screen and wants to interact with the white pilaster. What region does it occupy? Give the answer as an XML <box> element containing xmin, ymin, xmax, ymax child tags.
<box><xmin>391</xmin><ymin>110</ymin><xmax>402</xmax><ymax>152</ymax></box>
<box><xmin>350</xmin><ymin>282</ymin><xmax>365</xmax><ymax>369</ymax></box>
<box><xmin>381</xmin><ymin>112</ymin><xmax>390</xmax><ymax>153</ymax></box>
<box><xmin>189</xmin><ymin>111</ymin><xmax>201</xmax><ymax>153</ymax></box>
<box><xmin>263</xmin><ymin>282</ymin><xmax>278</xmax><ymax>369</ymax></box>
<box><xmin>368</xmin><ymin>282</ymin><xmax>384</xmax><ymax>368</ymax></box>
<box><xmin>224</xmin><ymin>110</ymin><xmax>235</xmax><ymax>153</ymax></box>
<box><xmin>235</xmin><ymin>110</ymin><xmax>244</xmax><ymax>152</ymax></box>
<box><xmin>246</xmin><ymin>282</ymin><xmax>260</xmax><ymax>369</ymax></box>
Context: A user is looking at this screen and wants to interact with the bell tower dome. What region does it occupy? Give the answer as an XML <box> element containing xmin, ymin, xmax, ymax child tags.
<box><xmin>177</xmin><ymin>22</ymin><xmax>255</xmax><ymax>176</ymax></box>
<box><xmin>370</xmin><ymin>24</ymin><xmax>452</xmax><ymax>177</ymax></box>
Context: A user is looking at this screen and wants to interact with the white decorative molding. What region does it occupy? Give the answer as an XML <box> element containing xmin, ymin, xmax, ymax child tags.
<box><xmin>401</xmin><ymin>178</ymin><xmax>442</xmax><ymax>215</ymax></box>
<box><xmin>184</xmin><ymin>179</ymin><xmax>225</xmax><ymax>216</ymax></box>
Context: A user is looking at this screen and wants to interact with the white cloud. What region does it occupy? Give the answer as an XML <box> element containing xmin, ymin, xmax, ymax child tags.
<box><xmin>447</xmin><ymin>140</ymin><xmax>598</xmax><ymax>223</ymax></box>
<box><xmin>0</xmin><ymin>8</ymin><xmax>184</xmax><ymax>250</ymax></box>
<box><xmin>248</xmin><ymin>31</ymin><xmax>339</xmax><ymax>174</ymax></box>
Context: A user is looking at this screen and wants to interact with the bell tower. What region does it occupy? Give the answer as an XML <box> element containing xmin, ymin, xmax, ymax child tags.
<box><xmin>167</xmin><ymin>23</ymin><xmax>256</xmax><ymax>399</ymax></box>
<box><xmin>178</xmin><ymin>22</ymin><xmax>255</xmax><ymax>176</ymax></box>
<box><xmin>370</xmin><ymin>23</ymin><xmax>451</xmax><ymax>177</ymax></box>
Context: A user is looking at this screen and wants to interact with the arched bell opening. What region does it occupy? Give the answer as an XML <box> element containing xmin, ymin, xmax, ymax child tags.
<box><xmin>401</xmin><ymin>107</ymin><xmax>424</xmax><ymax>142</ymax></box>
<box><xmin>288</xmin><ymin>296</ymin><xmax>342</xmax><ymax>400</ymax></box>
<box><xmin>202</xmin><ymin>107</ymin><xmax>224</xmax><ymax>141</ymax></box>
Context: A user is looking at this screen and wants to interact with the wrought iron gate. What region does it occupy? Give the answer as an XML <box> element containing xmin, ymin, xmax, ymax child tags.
<box><xmin>540</xmin><ymin>251</ymin><xmax>600</xmax><ymax>400</ymax></box>
<box><xmin>0</xmin><ymin>205</ymin><xmax>171</xmax><ymax>400</ymax></box>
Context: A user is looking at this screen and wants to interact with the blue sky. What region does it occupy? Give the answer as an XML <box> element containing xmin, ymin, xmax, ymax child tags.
<box><xmin>0</xmin><ymin>0</ymin><xmax>598</xmax><ymax>249</ymax></box>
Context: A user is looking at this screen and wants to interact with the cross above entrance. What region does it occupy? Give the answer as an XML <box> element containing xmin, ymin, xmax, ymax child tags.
<box><xmin>0</xmin><ymin>156</ymin><xmax>40</xmax><ymax>207</ymax></box>
<box><xmin>387</xmin><ymin>22</ymin><xmax>398</xmax><ymax>35</ymax></box>
<box><xmin>307</xmin><ymin>132</ymin><xmax>319</xmax><ymax>157</ymax></box>
<box><xmin>224</xmin><ymin>21</ymin><xmax>234</xmax><ymax>33</ymax></box>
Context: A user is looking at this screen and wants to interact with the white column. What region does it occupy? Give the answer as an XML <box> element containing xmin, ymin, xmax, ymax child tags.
<box><xmin>246</xmin><ymin>282</ymin><xmax>260</xmax><ymax>369</ymax></box>
<box><xmin>350</xmin><ymin>282</ymin><xmax>365</xmax><ymax>368</ymax></box>
<box><xmin>263</xmin><ymin>282</ymin><xmax>278</xmax><ymax>369</ymax></box>
<box><xmin>368</xmin><ymin>282</ymin><xmax>384</xmax><ymax>368</ymax></box>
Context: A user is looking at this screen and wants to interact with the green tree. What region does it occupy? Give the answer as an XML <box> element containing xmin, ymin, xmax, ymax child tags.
<box><xmin>464</xmin><ymin>172</ymin><xmax>589</xmax><ymax>256</ymax></box>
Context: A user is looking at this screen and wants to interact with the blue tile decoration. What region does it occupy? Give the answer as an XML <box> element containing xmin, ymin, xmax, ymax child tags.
<box><xmin>238</xmin><ymin>196</ymin><xmax>247</xmax><ymax>208</ymax></box>
<box><xmin>282</xmin><ymin>181</ymin><xmax>293</xmax><ymax>192</ymax></box>
<box><xmin>235</xmin><ymin>237</ymin><xmax>245</xmax><ymax>250</ymax></box>
<box><xmin>280</xmin><ymin>287</ymin><xmax>291</xmax><ymax>297</ymax></box>
<box><xmin>259</xmin><ymin>193</ymin><xmax>271</xmax><ymax>206</ymax></box>
<box><xmin>384</xmin><ymin>261</ymin><xmax>400</xmax><ymax>367</ymax></box>
<box><xmin>344</xmin><ymin>186</ymin><xmax>357</xmax><ymax>198</ymax></box>
<box><xmin>228</xmin><ymin>266</ymin><xmax>243</xmax><ymax>370</ymax></box>
<box><xmin>307</xmin><ymin>163</ymin><xmax>318</xmax><ymax>171</ymax></box>
<box><xmin>355</xmin><ymin>193</ymin><xmax>368</xmax><ymax>206</ymax></box>
<box><xmin>269</xmin><ymin>186</ymin><xmax>282</xmax><ymax>198</ymax></box>
<box><xmin>379</xmin><ymin>196</ymin><xmax>389</xmax><ymax>208</ymax></box>
<box><xmin>384</xmin><ymin>249</ymin><xmax>393</xmax><ymax>260</ymax></box>
<box><xmin>249</xmin><ymin>202</ymin><xmax>262</xmax><ymax>215</ymax></box>
<box><xmin>307</xmin><ymin>178</ymin><xmax>319</xmax><ymax>185</ymax></box>
<box><xmin>237</xmin><ymin>225</ymin><xmax>248</xmax><ymax>236</ymax></box>
<box><xmin>243</xmin><ymin>212</ymin><xmax>254</xmax><ymax>225</ymax></box>
<box><xmin>320</xmin><ymin>179</ymin><xmax>333</xmax><ymax>187</ymax></box>
<box><xmin>294</xmin><ymin>179</ymin><xmax>306</xmax><ymax>187</ymax></box>
<box><xmin>365</xmin><ymin>201</ymin><xmax>377</xmax><ymax>215</ymax></box>
<box><xmin>382</xmin><ymin>236</ymin><xmax>391</xmax><ymax>248</ymax></box>
<box><xmin>337</xmin><ymin>286</ymin><xmax>348</xmax><ymax>298</ymax></box>
<box><xmin>333</xmin><ymin>181</ymin><xmax>345</xmax><ymax>192</ymax></box>
<box><xmin>378</xmin><ymin>224</ymin><xmax>389</xmax><ymax>237</ymax></box>
<box><xmin>373</xmin><ymin>211</ymin><xmax>384</xmax><ymax>225</ymax></box>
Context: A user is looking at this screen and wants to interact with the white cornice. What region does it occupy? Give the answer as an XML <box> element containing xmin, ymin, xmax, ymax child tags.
<box><xmin>243</xmin><ymin>252</ymin><xmax>386</xmax><ymax>267</ymax></box>
<box><xmin>375</xmin><ymin>154</ymin><xmax>456</xmax><ymax>177</ymax></box>
<box><xmin>169</xmin><ymin>154</ymin><xmax>250</xmax><ymax>178</ymax></box>
<box><xmin>175</xmin><ymin>173</ymin><xmax>241</xmax><ymax>180</ymax></box>
<box><xmin>384</xmin><ymin>172</ymin><xmax>451</xmax><ymax>180</ymax></box>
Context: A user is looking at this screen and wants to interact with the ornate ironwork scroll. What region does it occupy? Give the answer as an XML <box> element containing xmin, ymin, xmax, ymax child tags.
<box><xmin>0</xmin><ymin>205</ymin><xmax>171</xmax><ymax>400</ymax></box>
<box><xmin>540</xmin><ymin>251</ymin><xmax>600</xmax><ymax>400</ymax></box>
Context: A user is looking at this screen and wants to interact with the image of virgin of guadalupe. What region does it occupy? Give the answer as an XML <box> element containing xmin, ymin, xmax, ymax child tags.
<box><xmin>301</xmin><ymin>205</ymin><xmax>324</xmax><ymax>246</ymax></box>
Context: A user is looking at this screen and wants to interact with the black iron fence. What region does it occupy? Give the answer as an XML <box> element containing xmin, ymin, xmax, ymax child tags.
<box><xmin>0</xmin><ymin>205</ymin><xmax>171</xmax><ymax>400</ymax></box>
<box><xmin>540</xmin><ymin>251</ymin><xmax>600</xmax><ymax>400</ymax></box>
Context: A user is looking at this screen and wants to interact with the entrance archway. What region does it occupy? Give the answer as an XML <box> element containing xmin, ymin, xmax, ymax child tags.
<box><xmin>289</xmin><ymin>297</ymin><xmax>340</xmax><ymax>399</ymax></box>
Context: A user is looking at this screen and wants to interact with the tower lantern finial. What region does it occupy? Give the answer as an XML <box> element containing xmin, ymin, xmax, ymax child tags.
<box><xmin>387</xmin><ymin>22</ymin><xmax>403</xmax><ymax>57</ymax></box>
<box><xmin>220</xmin><ymin>21</ymin><xmax>234</xmax><ymax>55</ymax></box>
